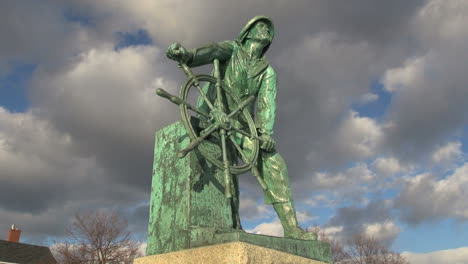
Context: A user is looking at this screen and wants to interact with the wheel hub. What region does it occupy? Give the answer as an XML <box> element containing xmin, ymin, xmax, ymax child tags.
<box><xmin>212</xmin><ymin>109</ymin><xmax>232</xmax><ymax>130</ymax></box>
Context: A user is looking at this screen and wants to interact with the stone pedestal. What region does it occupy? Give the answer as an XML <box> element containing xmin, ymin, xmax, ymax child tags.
<box><xmin>145</xmin><ymin>121</ymin><xmax>331</xmax><ymax>263</ymax></box>
<box><xmin>145</xmin><ymin>227</ymin><xmax>331</xmax><ymax>263</ymax></box>
<box><xmin>147</xmin><ymin>120</ymin><xmax>238</xmax><ymax>255</ymax></box>
<box><xmin>135</xmin><ymin>242</ymin><xmax>328</xmax><ymax>264</ymax></box>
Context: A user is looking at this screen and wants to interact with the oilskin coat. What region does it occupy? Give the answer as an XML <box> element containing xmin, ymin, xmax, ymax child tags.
<box><xmin>188</xmin><ymin>16</ymin><xmax>292</xmax><ymax>205</ymax></box>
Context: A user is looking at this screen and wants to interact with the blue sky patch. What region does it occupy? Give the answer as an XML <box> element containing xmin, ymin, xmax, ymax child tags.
<box><xmin>462</xmin><ymin>129</ymin><xmax>468</xmax><ymax>154</ymax></box>
<box><xmin>0</xmin><ymin>63</ymin><xmax>36</xmax><ymax>112</ymax></box>
<box><xmin>63</xmin><ymin>9</ymin><xmax>94</xmax><ymax>27</ymax></box>
<box><xmin>394</xmin><ymin>219</ymin><xmax>468</xmax><ymax>253</ymax></box>
<box><xmin>353</xmin><ymin>81</ymin><xmax>392</xmax><ymax>120</ymax></box>
<box><xmin>115</xmin><ymin>29</ymin><xmax>153</xmax><ymax>50</ymax></box>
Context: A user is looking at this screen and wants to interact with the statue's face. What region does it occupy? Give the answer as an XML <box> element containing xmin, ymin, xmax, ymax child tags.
<box><xmin>248</xmin><ymin>21</ymin><xmax>271</xmax><ymax>45</ymax></box>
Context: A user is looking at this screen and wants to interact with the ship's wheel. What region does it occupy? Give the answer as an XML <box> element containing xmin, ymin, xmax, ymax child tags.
<box><xmin>156</xmin><ymin>59</ymin><xmax>267</xmax><ymax>198</ymax></box>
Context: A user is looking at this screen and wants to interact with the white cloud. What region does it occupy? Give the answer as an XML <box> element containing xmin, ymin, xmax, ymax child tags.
<box><xmin>318</xmin><ymin>226</ymin><xmax>343</xmax><ymax>241</ymax></box>
<box><xmin>402</xmin><ymin>247</ymin><xmax>468</xmax><ymax>264</ymax></box>
<box><xmin>304</xmin><ymin>162</ymin><xmax>379</xmax><ymax>206</ymax></box>
<box><xmin>431</xmin><ymin>141</ymin><xmax>463</xmax><ymax>165</ymax></box>
<box><xmin>244</xmin><ymin>210</ymin><xmax>316</xmax><ymax>238</ymax></box>
<box><xmin>296</xmin><ymin>211</ymin><xmax>318</xmax><ymax>223</ymax></box>
<box><xmin>416</xmin><ymin>0</ymin><xmax>468</xmax><ymax>44</ymax></box>
<box><xmin>305</xmin><ymin>194</ymin><xmax>335</xmax><ymax>208</ymax></box>
<box><xmin>137</xmin><ymin>242</ymin><xmax>147</xmax><ymax>257</ymax></box>
<box><xmin>363</xmin><ymin>221</ymin><xmax>401</xmax><ymax>244</ymax></box>
<box><xmin>314</xmin><ymin>162</ymin><xmax>375</xmax><ymax>190</ymax></box>
<box><xmin>319</xmin><ymin>220</ymin><xmax>401</xmax><ymax>247</ymax></box>
<box><xmin>358</xmin><ymin>93</ymin><xmax>379</xmax><ymax>104</ymax></box>
<box><xmin>306</xmin><ymin>111</ymin><xmax>383</xmax><ymax>172</ymax></box>
<box><xmin>396</xmin><ymin>163</ymin><xmax>468</xmax><ymax>224</ymax></box>
<box><xmin>322</xmin><ymin>226</ymin><xmax>343</xmax><ymax>236</ymax></box>
<box><xmin>246</xmin><ymin>219</ymin><xmax>283</xmax><ymax>237</ymax></box>
<box><xmin>330</xmin><ymin>111</ymin><xmax>383</xmax><ymax>161</ymax></box>
<box><xmin>373</xmin><ymin>157</ymin><xmax>408</xmax><ymax>176</ymax></box>
<box><xmin>239</xmin><ymin>198</ymin><xmax>273</xmax><ymax>220</ymax></box>
<box><xmin>383</xmin><ymin>56</ymin><xmax>425</xmax><ymax>93</ymax></box>
<box><xmin>32</xmin><ymin>45</ymin><xmax>175</xmax><ymax>131</ymax></box>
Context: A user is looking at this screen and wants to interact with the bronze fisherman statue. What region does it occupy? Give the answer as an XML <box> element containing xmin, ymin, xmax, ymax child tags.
<box><xmin>165</xmin><ymin>16</ymin><xmax>316</xmax><ymax>241</ymax></box>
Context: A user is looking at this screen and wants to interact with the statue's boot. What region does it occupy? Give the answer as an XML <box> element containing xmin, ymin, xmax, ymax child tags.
<box><xmin>273</xmin><ymin>202</ymin><xmax>317</xmax><ymax>240</ymax></box>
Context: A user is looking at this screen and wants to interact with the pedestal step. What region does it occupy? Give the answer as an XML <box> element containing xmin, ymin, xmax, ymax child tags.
<box><xmin>135</xmin><ymin>242</ymin><xmax>329</xmax><ymax>264</ymax></box>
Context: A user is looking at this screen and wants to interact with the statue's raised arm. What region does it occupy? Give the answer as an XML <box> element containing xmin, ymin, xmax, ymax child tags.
<box><xmin>166</xmin><ymin>41</ymin><xmax>234</xmax><ymax>67</ymax></box>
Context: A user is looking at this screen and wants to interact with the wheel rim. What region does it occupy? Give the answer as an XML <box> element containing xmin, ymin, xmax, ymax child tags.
<box><xmin>179</xmin><ymin>75</ymin><xmax>259</xmax><ymax>175</ymax></box>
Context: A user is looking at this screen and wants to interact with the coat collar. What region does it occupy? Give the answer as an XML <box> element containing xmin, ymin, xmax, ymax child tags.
<box><xmin>247</xmin><ymin>56</ymin><xmax>269</xmax><ymax>79</ymax></box>
<box><xmin>235</xmin><ymin>41</ymin><xmax>269</xmax><ymax>78</ymax></box>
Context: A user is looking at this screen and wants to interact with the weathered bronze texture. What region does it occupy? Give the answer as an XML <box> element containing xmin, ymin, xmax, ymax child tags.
<box><xmin>149</xmin><ymin>16</ymin><xmax>327</xmax><ymax>259</ymax></box>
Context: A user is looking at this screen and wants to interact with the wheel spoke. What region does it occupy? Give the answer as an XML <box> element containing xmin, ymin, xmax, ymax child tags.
<box><xmin>179</xmin><ymin>62</ymin><xmax>215</xmax><ymax>111</ymax></box>
<box><xmin>231</xmin><ymin>126</ymin><xmax>252</xmax><ymax>138</ymax></box>
<box><xmin>187</xmin><ymin>105</ymin><xmax>210</xmax><ymax>119</ymax></box>
<box><xmin>156</xmin><ymin>88</ymin><xmax>210</xmax><ymax>118</ymax></box>
<box><xmin>199</xmin><ymin>123</ymin><xmax>217</xmax><ymax>137</ymax></box>
<box><xmin>178</xmin><ymin>123</ymin><xmax>219</xmax><ymax>158</ymax></box>
<box><xmin>228</xmin><ymin>135</ymin><xmax>267</xmax><ymax>191</ymax></box>
<box><xmin>220</xmin><ymin>129</ymin><xmax>232</xmax><ymax>198</ymax></box>
<box><xmin>231</xmin><ymin>126</ymin><xmax>263</xmax><ymax>143</ymax></box>
<box><xmin>213</xmin><ymin>59</ymin><xmax>224</xmax><ymax>111</ymax></box>
<box><xmin>227</xmin><ymin>96</ymin><xmax>255</xmax><ymax>118</ymax></box>
<box><xmin>195</xmin><ymin>84</ymin><xmax>216</xmax><ymax>111</ymax></box>
<box><xmin>221</xmin><ymin>85</ymin><xmax>236</xmax><ymax>100</ymax></box>
<box><xmin>251</xmin><ymin>165</ymin><xmax>268</xmax><ymax>191</ymax></box>
<box><xmin>221</xmin><ymin>86</ymin><xmax>250</xmax><ymax>117</ymax></box>
<box><xmin>228</xmin><ymin>135</ymin><xmax>249</xmax><ymax>162</ymax></box>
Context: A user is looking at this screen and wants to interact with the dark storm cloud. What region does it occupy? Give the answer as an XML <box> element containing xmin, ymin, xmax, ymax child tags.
<box><xmin>394</xmin><ymin>163</ymin><xmax>468</xmax><ymax>225</ymax></box>
<box><xmin>61</xmin><ymin>1</ymin><xmax>426</xmax><ymax>57</ymax></box>
<box><xmin>124</xmin><ymin>202</ymin><xmax>150</xmax><ymax>238</ymax></box>
<box><xmin>29</xmin><ymin>46</ymin><xmax>180</xmax><ymax>189</ymax></box>
<box><xmin>381</xmin><ymin>0</ymin><xmax>468</xmax><ymax>163</ymax></box>
<box><xmin>22</xmin><ymin>0</ymin><xmax>428</xmax><ymax>191</ymax></box>
<box><xmin>0</xmin><ymin>0</ymin><xmax>107</xmax><ymax>73</ymax></box>
<box><xmin>0</xmin><ymin>107</ymin><xmax>151</xmax><ymax>241</ymax></box>
<box><xmin>327</xmin><ymin>200</ymin><xmax>399</xmax><ymax>246</ymax></box>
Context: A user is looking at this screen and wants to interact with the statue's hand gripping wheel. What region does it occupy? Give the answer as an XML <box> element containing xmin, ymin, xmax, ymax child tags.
<box><xmin>157</xmin><ymin>57</ymin><xmax>268</xmax><ymax>199</ymax></box>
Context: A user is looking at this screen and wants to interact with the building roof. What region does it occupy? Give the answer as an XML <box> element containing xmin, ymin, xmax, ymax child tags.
<box><xmin>0</xmin><ymin>240</ymin><xmax>57</xmax><ymax>264</ymax></box>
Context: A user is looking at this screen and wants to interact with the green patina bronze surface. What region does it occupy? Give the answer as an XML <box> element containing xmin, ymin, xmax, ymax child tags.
<box><xmin>146</xmin><ymin>120</ymin><xmax>331</xmax><ymax>262</ymax></box>
<box><xmin>147</xmin><ymin>120</ymin><xmax>241</xmax><ymax>255</ymax></box>
<box><xmin>148</xmin><ymin>16</ymin><xmax>331</xmax><ymax>262</ymax></box>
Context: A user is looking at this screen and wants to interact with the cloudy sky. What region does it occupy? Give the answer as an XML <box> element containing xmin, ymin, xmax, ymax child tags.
<box><xmin>1</xmin><ymin>0</ymin><xmax>468</xmax><ymax>263</ymax></box>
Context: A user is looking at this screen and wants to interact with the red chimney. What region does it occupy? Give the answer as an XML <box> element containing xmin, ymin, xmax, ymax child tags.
<box><xmin>7</xmin><ymin>224</ymin><xmax>21</xmax><ymax>242</ymax></box>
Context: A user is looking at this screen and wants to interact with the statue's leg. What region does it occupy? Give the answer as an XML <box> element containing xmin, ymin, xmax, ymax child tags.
<box><xmin>230</xmin><ymin>173</ymin><xmax>242</xmax><ymax>230</ymax></box>
<box><xmin>263</xmin><ymin>152</ymin><xmax>317</xmax><ymax>240</ymax></box>
<box><xmin>241</xmin><ymin>136</ymin><xmax>317</xmax><ymax>240</ymax></box>
<box><xmin>258</xmin><ymin>150</ymin><xmax>291</xmax><ymax>204</ymax></box>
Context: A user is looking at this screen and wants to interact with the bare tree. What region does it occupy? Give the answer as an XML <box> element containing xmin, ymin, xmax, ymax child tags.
<box><xmin>345</xmin><ymin>234</ymin><xmax>409</xmax><ymax>264</ymax></box>
<box><xmin>54</xmin><ymin>210</ymin><xmax>142</xmax><ymax>264</ymax></box>
<box><xmin>313</xmin><ymin>226</ymin><xmax>408</xmax><ymax>264</ymax></box>
<box><xmin>312</xmin><ymin>226</ymin><xmax>350</xmax><ymax>263</ymax></box>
